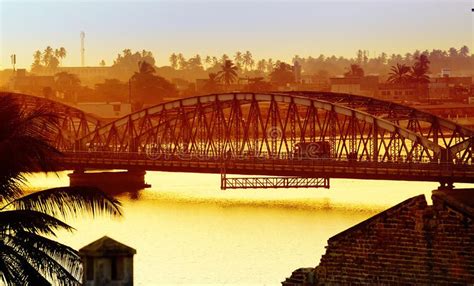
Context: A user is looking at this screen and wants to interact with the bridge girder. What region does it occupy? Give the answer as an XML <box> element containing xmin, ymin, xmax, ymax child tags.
<box><xmin>78</xmin><ymin>92</ymin><xmax>452</xmax><ymax>164</ymax></box>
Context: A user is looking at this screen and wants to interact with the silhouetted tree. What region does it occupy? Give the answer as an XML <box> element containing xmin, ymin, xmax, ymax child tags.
<box><xmin>270</xmin><ymin>62</ymin><xmax>294</xmax><ymax>85</ymax></box>
<box><xmin>31</xmin><ymin>50</ymin><xmax>43</xmax><ymax>73</ymax></box>
<box><xmin>54</xmin><ymin>47</ymin><xmax>66</xmax><ymax>66</ymax></box>
<box><xmin>243</xmin><ymin>51</ymin><xmax>254</xmax><ymax>71</ymax></box>
<box><xmin>344</xmin><ymin>64</ymin><xmax>364</xmax><ymax>77</ymax></box>
<box><xmin>54</xmin><ymin>72</ymin><xmax>81</xmax><ymax>102</ymax></box>
<box><xmin>31</xmin><ymin>46</ymin><xmax>64</xmax><ymax>73</ymax></box>
<box><xmin>187</xmin><ymin>55</ymin><xmax>203</xmax><ymax>70</ymax></box>
<box><xmin>256</xmin><ymin>59</ymin><xmax>267</xmax><ymax>73</ymax></box>
<box><xmin>112</xmin><ymin>49</ymin><xmax>156</xmax><ymax>80</ymax></box>
<box><xmin>266</xmin><ymin>58</ymin><xmax>274</xmax><ymax>73</ymax></box>
<box><xmin>169</xmin><ymin>53</ymin><xmax>178</xmax><ymax>69</ymax></box>
<box><xmin>220</xmin><ymin>54</ymin><xmax>230</xmax><ymax>64</ymax></box>
<box><xmin>0</xmin><ymin>95</ymin><xmax>121</xmax><ymax>285</ymax></box>
<box><xmin>95</xmin><ymin>79</ymin><xmax>128</xmax><ymax>102</ymax></box>
<box><xmin>410</xmin><ymin>54</ymin><xmax>430</xmax><ymax>83</ymax></box>
<box><xmin>234</xmin><ymin>52</ymin><xmax>243</xmax><ymax>69</ymax></box>
<box><xmin>177</xmin><ymin>53</ymin><xmax>186</xmax><ymax>70</ymax></box>
<box><xmin>131</xmin><ymin>61</ymin><xmax>177</xmax><ymax>109</ymax></box>
<box><xmin>459</xmin><ymin>45</ymin><xmax>470</xmax><ymax>57</ymax></box>
<box><xmin>204</xmin><ymin>56</ymin><xmax>212</xmax><ymax>68</ymax></box>
<box><xmin>217</xmin><ymin>60</ymin><xmax>238</xmax><ymax>87</ymax></box>
<box><xmin>448</xmin><ymin>47</ymin><xmax>458</xmax><ymax>58</ymax></box>
<box><xmin>387</xmin><ymin>63</ymin><xmax>411</xmax><ymax>84</ymax></box>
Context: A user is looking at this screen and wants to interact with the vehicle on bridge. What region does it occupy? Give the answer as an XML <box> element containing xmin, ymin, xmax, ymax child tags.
<box><xmin>293</xmin><ymin>141</ymin><xmax>331</xmax><ymax>159</ymax></box>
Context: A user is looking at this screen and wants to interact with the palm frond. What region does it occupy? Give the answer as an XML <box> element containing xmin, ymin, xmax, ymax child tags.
<box><xmin>0</xmin><ymin>95</ymin><xmax>62</xmax><ymax>203</ymax></box>
<box><xmin>0</xmin><ymin>210</ymin><xmax>74</xmax><ymax>236</ymax></box>
<box><xmin>9</xmin><ymin>231</ymin><xmax>82</xmax><ymax>273</ymax></box>
<box><xmin>0</xmin><ymin>242</ymin><xmax>51</xmax><ymax>286</ymax></box>
<box><xmin>9</xmin><ymin>186</ymin><xmax>122</xmax><ymax>218</ymax></box>
<box><xmin>4</xmin><ymin>233</ymin><xmax>81</xmax><ymax>285</ymax></box>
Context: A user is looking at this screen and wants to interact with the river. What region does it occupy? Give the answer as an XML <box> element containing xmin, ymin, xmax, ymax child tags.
<box><xmin>24</xmin><ymin>171</ymin><xmax>469</xmax><ymax>285</ymax></box>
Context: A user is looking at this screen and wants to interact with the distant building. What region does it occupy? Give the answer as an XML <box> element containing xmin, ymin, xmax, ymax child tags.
<box><xmin>79</xmin><ymin>236</ymin><xmax>136</xmax><ymax>286</ymax></box>
<box><xmin>429</xmin><ymin>75</ymin><xmax>472</xmax><ymax>102</ymax></box>
<box><xmin>55</xmin><ymin>66</ymin><xmax>113</xmax><ymax>86</ymax></box>
<box><xmin>8</xmin><ymin>69</ymin><xmax>55</xmax><ymax>97</ymax></box>
<box><xmin>329</xmin><ymin>75</ymin><xmax>379</xmax><ymax>97</ymax></box>
<box><xmin>172</xmin><ymin>78</ymin><xmax>192</xmax><ymax>91</ymax></box>
<box><xmin>377</xmin><ymin>83</ymin><xmax>426</xmax><ymax>103</ymax></box>
<box><xmin>417</xmin><ymin>103</ymin><xmax>474</xmax><ymax>128</ymax></box>
<box><xmin>75</xmin><ymin>102</ymin><xmax>132</xmax><ymax>119</ymax></box>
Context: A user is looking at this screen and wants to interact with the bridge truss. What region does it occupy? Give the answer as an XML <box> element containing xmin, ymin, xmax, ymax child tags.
<box><xmin>78</xmin><ymin>93</ymin><xmax>444</xmax><ymax>164</ymax></box>
<box><xmin>8</xmin><ymin>91</ymin><xmax>473</xmax><ymax>189</ymax></box>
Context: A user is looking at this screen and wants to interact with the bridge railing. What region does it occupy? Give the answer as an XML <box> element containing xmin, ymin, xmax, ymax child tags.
<box><xmin>61</xmin><ymin>150</ymin><xmax>472</xmax><ymax>172</ymax></box>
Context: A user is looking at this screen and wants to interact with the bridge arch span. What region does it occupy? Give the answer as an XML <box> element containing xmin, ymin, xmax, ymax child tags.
<box><xmin>285</xmin><ymin>91</ymin><xmax>473</xmax><ymax>158</ymax></box>
<box><xmin>0</xmin><ymin>92</ymin><xmax>103</xmax><ymax>150</ymax></box>
<box><xmin>78</xmin><ymin>92</ymin><xmax>446</xmax><ymax>163</ymax></box>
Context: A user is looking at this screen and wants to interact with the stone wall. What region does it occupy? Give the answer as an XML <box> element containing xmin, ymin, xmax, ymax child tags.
<box><xmin>282</xmin><ymin>189</ymin><xmax>474</xmax><ymax>285</ymax></box>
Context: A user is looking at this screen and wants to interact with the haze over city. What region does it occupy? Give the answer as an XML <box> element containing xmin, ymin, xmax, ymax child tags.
<box><xmin>1</xmin><ymin>0</ymin><xmax>472</xmax><ymax>68</ymax></box>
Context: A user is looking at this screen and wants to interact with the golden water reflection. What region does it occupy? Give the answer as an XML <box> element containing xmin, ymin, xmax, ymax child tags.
<box><xmin>24</xmin><ymin>171</ymin><xmax>470</xmax><ymax>285</ymax></box>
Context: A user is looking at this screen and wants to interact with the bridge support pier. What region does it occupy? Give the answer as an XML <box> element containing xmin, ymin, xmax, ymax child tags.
<box><xmin>438</xmin><ymin>180</ymin><xmax>454</xmax><ymax>191</ymax></box>
<box><xmin>69</xmin><ymin>169</ymin><xmax>151</xmax><ymax>193</ymax></box>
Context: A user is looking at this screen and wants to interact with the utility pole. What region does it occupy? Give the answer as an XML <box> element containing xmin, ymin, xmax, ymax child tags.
<box><xmin>10</xmin><ymin>54</ymin><xmax>16</xmax><ymax>71</ymax></box>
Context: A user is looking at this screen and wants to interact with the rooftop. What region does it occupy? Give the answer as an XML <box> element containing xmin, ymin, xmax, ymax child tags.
<box><xmin>79</xmin><ymin>236</ymin><xmax>136</xmax><ymax>257</ymax></box>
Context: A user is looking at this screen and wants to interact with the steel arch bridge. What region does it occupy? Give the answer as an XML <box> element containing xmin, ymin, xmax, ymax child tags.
<box><xmin>1</xmin><ymin>92</ymin><xmax>103</xmax><ymax>150</ymax></box>
<box><xmin>55</xmin><ymin>92</ymin><xmax>474</xmax><ymax>187</ymax></box>
<box><xmin>284</xmin><ymin>91</ymin><xmax>474</xmax><ymax>162</ymax></box>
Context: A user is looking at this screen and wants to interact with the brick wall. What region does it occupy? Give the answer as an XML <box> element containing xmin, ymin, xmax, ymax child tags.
<box><xmin>282</xmin><ymin>190</ymin><xmax>474</xmax><ymax>285</ymax></box>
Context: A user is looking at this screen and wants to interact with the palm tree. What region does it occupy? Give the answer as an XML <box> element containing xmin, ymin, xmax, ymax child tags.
<box><xmin>410</xmin><ymin>54</ymin><xmax>431</xmax><ymax>83</ymax></box>
<box><xmin>31</xmin><ymin>50</ymin><xmax>43</xmax><ymax>73</ymax></box>
<box><xmin>413</xmin><ymin>54</ymin><xmax>430</xmax><ymax>72</ymax></box>
<box><xmin>204</xmin><ymin>56</ymin><xmax>212</xmax><ymax>69</ymax></box>
<box><xmin>217</xmin><ymin>60</ymin><xmax>238</xmax><ymax>88</ymax></box>
<box><xmin>177</xmin><ymin>53</ymin><xmax>187</xmax><ymax>70</ymax></box>
<box><xmin>242</xmin><ymin>51</ymin><xmax>254</xmax><ymax>71</ymax></box>
<box><xmin>54</xmin><ymin>72</ymin><xmax>81</xmax><ymax>102</ymax></box>
<box><xmin>448</xmin><ymin>47</ymin><xmax>458</xmax><ymax>58</ymax></box>
<box><xmin>266</xmin><ymin>58</ymin><xmax>274</xmax><ymax>73</ymax></box>
<box><xmin>169</xmin><ymin>53</ymin><xmax>178</xmax><ymax>69</ymax></box>
<box><xmin>234</xmin><ymin>52</ymin><xmax>243</xmax><ymax>69</ymax></box>
<box><xmin>256</xmin><ymin>59</ymin><xmax>267</xmax><ymax>73</ymax></box>
<box><xmin>410</xmin><ymin>66</ymin><xmax>430</xmax><ymax>83</ymax></box>
<box><xmin>387</xmin><ymin>63</ymin><xmax>411</xmax><ymax>84</ymax></box>
<box><xmin>55</xmin><ymin>47</ymin><xmax>67</xmax><ymax>66</ymax></box>
<box><xmin>220</xmin><ymin>54</ymin><xmax>229</xmax><ymax>64</ymax></box>
<box><xmin>42</xmin><ymin>46</ymin><xmax>54</xmax><ymax>67</ymax></box>
<box><xmin>459</xmin><ymin>45</ymin><xmax>470</xmax><ymax>57</ymax></box>
<box><xmin>0</xmin><ymin>95</ymin><xmax>121</xmax><ymax>285</ymax></box>
<box><xmin>130</xmin><ymin>61</ymin><xmax>177</xmax><ymax>108</ymax></box>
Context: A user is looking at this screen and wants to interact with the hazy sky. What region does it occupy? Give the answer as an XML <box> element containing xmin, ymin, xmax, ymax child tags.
<box><xmin>0</xmin><ymin>0</ymin><xmax>472</xmax><ymax>69</ymax></box>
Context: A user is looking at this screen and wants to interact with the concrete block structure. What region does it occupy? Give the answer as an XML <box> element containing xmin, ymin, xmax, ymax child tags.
<box><xmin>79</xmin><ymin>236</ymin><xmax>136</xmax><ymax>286</ymax></box>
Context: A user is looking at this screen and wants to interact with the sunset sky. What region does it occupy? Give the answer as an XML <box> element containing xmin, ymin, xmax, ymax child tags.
<box><xmin>0</xmin><ymin>0</ymin><xmax>472</xmax><ymax>69</ymax></box>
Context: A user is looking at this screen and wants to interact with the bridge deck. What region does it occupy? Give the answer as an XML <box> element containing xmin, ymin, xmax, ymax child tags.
<box><xmin>60</xmin><ymin>152</ymin><xmax>474</xmax><ymax>184</ymax></box>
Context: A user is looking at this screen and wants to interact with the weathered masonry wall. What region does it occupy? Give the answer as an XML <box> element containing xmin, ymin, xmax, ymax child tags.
<box><xmin>282</xmin><ymin>189</ymin><xmax>474</xmax><ymax>285</ymax></box>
